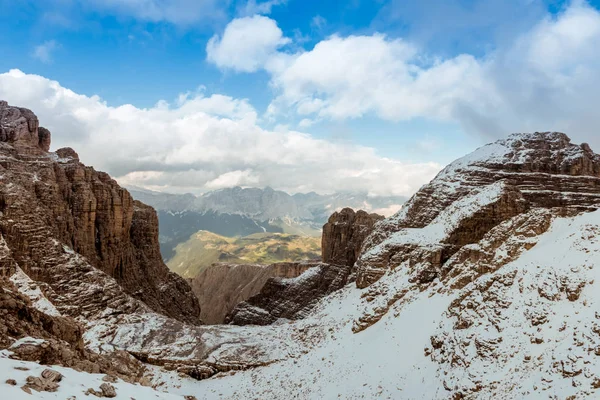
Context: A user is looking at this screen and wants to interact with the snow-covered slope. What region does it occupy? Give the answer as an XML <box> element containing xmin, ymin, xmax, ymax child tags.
<box><xmin>7</xmin><ymin>198</ymin><xmax>600</xmax><ymax>399</ymax></box>
<box><xmin>5</xmin><ymin>128</ymin><xmax>600</xmax><ymax>399</ymax></box>
<box><xmin>160</xmin><ymin>205</ymin><xmax>600</xmax><ymax>399</ymax></box>
<box><xmin>0</xmin><ymin>355</ymin><xmax>172</xmax><ymax>399</ymax></box>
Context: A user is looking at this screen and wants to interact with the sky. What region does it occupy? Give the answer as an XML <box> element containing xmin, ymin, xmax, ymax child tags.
<box><xmin>1</xmin><ymin>0</ymin><xmax>600</xmax><ymax>196</ymax></box>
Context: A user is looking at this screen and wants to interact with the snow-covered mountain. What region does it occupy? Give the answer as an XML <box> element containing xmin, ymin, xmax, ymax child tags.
<box><xmin>4</xmin><ymin>102</ymin><xmax>600</xmax><ymax>400</ymax></box>
<box><xmin>82</xmin><ymin>132</ymin><xmax>600</xmax><ymax>399</ymax></box>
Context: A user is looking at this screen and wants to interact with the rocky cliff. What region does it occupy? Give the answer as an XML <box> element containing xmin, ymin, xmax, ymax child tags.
<box><xmin>0</xmin><ymin>101</ymin><xmax>200</xmax><ymax>323</ymax></box>
<box><xmin>5</xmin><ymin>110</ymin><xmax>600</xmax><ymax>400</ymax></box>
<box><xmin>210</xmin><ymin>208</ymin><xmax>379</xmax><ymax>326</ymax></box>
<box><xmin>0</xmin><ymin>275</ymin><xmax>147</xmax><ymax>386</ymax></box>
<box><xmin>190</xmin><ymin>262</ymin><xmax>315</xmax><ymax>324</ymax></box>
<box><xmin>321</xmin><ymin>207</ymin><xmax>383</xmax><ymax>267</ymax></box>
<box><xmin>226</xmin><ymin>262</ymin><xmax>352</xmax><ymax>325</ymax></box>
<box><xmin>356</xmin><ymin>132</ymin><xmax>600</xmax><ymax>288</ymax></box>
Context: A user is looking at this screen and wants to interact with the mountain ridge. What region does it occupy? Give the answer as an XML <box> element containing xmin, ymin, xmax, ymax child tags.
<box><xmin>3</xmin><ymin>102</ymin><xmax>600</xmax><ymax>399</ymax></box>
<box><xmin>130</xmin><ymin>185</ymin><xmax>404</xmax><ymax>262</ymax></box>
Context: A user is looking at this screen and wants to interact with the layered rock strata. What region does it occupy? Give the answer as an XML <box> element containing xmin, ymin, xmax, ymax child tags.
<box><xmin>226</xmin><ymin>262</ymin><xmax>352</xmax><ymax>325</ymax></box>
<box><xmin>0</xmin><ymin>101</ymin><xmax>200</xmax><ymax>324</ymax></box>
<box><xmin>321</xmin><ymin>208</ymin><xmax>383</xmax><ymax>267</ymax></box>
<box><xmin>356</xmin><ymin>132</ymin><xmax>600</xmax><ymax>288</ymax></box>
<box><xmin>190</xmin><ymin>262</ymin><xmax>315</xmax><ymax>324</ymax></box>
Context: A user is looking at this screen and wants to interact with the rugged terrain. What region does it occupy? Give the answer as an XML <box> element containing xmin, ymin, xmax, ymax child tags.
<box><xmin>322</xmin><ymin>207</ymin><xmax>384</xmax><ymax>267</ymax></box>
<box><xmin>167</xmin><ymin>231</ymin><xmax>321</xmax><ymax>278</ymax></box>
<box><xmin>2</xmin><ymin>102</ymin><xmax>600</xmax><ymax>400</ymax></box>
<box><xmin>0</xmin><ymin>101</ymin><xmax>200</xmax><ymax>323</ymax></box>
<box><xmin>187</xmin><ymin>210</ymin><xmax>379</xmax><ymax>324</ymax></box>
<box><xmin>190</xmin><ymin>262</ymin><xmax>317</xmax><ymax>324</ymax></box>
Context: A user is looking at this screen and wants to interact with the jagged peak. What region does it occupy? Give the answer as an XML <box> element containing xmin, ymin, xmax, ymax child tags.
<box><xmin>436</xmin><ymin>132</ymin><xmax>598</xmax><ymax>183</ymax></box>
<box><xmin>0</xmin><ymin>100</ymin><xmax>51</xmax><ymax>152</ymax></box>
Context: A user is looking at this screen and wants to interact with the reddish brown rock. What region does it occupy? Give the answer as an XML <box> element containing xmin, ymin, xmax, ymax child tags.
<box><xmin>0</xmin><ymin>277</ymin><xmax>83</xmax><ymax>352</ymax></box>
<box><xmin>321</xmin><ymin>208</ymin><xmax>383</xmax><ymax>267</ymax></box>
<box><xmin>357</xmin><ymin>132</ymin><xmax>600</xmax><ymax>288</ymax></box>
<box><xmin>190</xmin><ymin>262</ymin><xmax>315</xmax><ymax>324</ymax></box>
<box><xmin>0</xmin><ymin>101</ymin><xmax>200</xmax><ymax>324</ymax></box>
<box><xmin>210</xmin><ymin>209</ymin><xmax>381</xmax><ymax>326</ymax></box>
<box><xmin>0</xmin><ymin>277</ymin><xmax>146</xmax><ymax>383</ymax></box>
<box><xmin>226</xmin><ymin>262</ymin><xmax>352</xmax><ymax>325</ymax></box>
<box><xmin>0</xmin><ymin>100</ymin><xmax>44</xmax><ymax>152</ymax></box>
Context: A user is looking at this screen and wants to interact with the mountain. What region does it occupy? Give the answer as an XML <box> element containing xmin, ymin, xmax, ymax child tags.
<box><xmin>189</xmin><ymin>262</ymin><xmax>318</xmax><ymax>324</ymax></box>
<box><xmin>167</xmin><ymin>231</ymin><xmax>321</xmax><ymax>278</ymax></box>
<box><xmin>0</xmin><ymin>101</ymin><xmax>199</xmax><ymax>324</ymax></box>
<box><xmin>4</xmin><ymin>102</ymin><xmax>600</xmax><ymax>400</ymax></box>
<box><xmin>225</xmin><ymin>208</ymin><xmax>383</xmax><ymax>326</ymax></box>
<box><xmin>66</xmin><ymin>130</ymin><xmax>600</xmax><ymax>400</ymax></box>
<box><xmin>154</xmin><ymin>210</ymin><xmax>284</xmax><ymax>261</ymax></box>
<box><xmin>128</xmin><ymin>185</ymin><xmax>404</xmax><ymax>261</ymax></box>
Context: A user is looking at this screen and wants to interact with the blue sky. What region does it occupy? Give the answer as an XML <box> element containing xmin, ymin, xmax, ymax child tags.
<box><xmin>1</xmin><ymin>0</ymin><xmax>600</xmax><ymax>196</ymax></box>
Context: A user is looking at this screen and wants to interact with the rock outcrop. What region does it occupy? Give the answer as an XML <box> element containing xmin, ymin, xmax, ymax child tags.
<box><xmin>214</xmin><ymin>208</ymin><xmax>380</xmax><ymax>326</ymax></box>
<box><xmin>226</xmin><ymin>262</ymin><xmax>352</xmax><ymax>325</ymax></box>
<box><xmin>0</xmin><ymin>101</ymin><xmax>200</xmax><ymax>323</ymax></box>
<box><xmin>190</xmin><ymin>262</ymin><xmax>315</xmax><ymax>324</ymax></box>
<box><xmin>0</xmin><ymin>100</ymin><xmax>48</xmax><ymax>153</ymax></box>
<box><xmin>321</xmin><ymin>208</ymin><xmax>383</xmax><ymax>267</ymax></box>
<box><xmin>356</xmin><ymin>132</ymin><xmax>600</xmax><ymax>288</ymax></box>
<box><xmin>0</xmin><ymin>277</ymin><xmax>146</xmax><ymax>383</ymax></box>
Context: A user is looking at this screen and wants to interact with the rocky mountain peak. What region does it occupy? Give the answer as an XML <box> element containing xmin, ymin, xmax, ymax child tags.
<box><xmin>357</xmin><ymin>132</ymin><xmax>600</xmax><ymax>288</ymax></box>
<box><xmin>0</xmin><ymin>102</ymin><xmax>200</xmax><ymax>323</ymax></box>
<box><xmin>322</xmin><ymin>207</ymin><xmax>384</xmax><ymax>267</ymax></box>
<box><xmin>439</xmin><ymin>131</ymin><xmax>599</xmax><ymax>179</ymax></box>
<box><xmin>0</xmin><ymin>101</ymin><xmax>50</xmax><ymax>152</ymax></box>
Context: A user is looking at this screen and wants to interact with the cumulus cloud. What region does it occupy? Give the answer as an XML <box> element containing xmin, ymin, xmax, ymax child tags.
<box><xmin>207</xmin><ymin>2</ymin><xmax>600</xmax><ymax>149</ymax></box>
<box><xmin>32</xmin><ymin>40</ymin><xmax>60</xmax><ymax>63</ymax></box>
<box><xmin>206</xmin><ymin>15</ymin><xmax>291</xmax><ymax>73</ymax></box>
<box><xmin>0</xmin><ymin>69</ymin><xmax>441</xmax><ymax>196</ymax></box>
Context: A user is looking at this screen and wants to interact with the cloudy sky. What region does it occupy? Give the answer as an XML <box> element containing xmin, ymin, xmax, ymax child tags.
<box><xmin>1</xmin><ymin>0</ymin><xmax>600</xmax><ymax>196</ymax></box>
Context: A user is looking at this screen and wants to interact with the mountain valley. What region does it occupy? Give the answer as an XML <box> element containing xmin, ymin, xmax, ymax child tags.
<box><xmin>3</xmin><ymin>102</ymin><xmax>600</xmax><ymax>399</ymax></box>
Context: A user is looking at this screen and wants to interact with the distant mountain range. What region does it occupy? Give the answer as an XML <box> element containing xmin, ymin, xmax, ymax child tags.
<box><xmin>128</xmin><ymin>186</ymin><xmax>405</xmax><ymax>261</ymax></box>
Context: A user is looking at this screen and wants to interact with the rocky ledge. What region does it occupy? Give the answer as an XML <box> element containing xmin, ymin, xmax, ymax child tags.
<box><xmin>321</xmin><ymin>207</ymin><xmax>383</xmax><ymax>267</ymax></box>
<box><xmin>226</xmin><ymin>262</ymin><xmax>352</xmax><ymax>325</ymax></box>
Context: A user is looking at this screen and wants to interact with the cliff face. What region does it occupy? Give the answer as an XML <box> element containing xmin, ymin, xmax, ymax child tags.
<box><xmin>356</xmin><ymin>132</ymin><xmax>600</xmax><ymax>288</ymax></box>
<box><xmin>226</xmin><ymin>262</ymin><xmax>352</xmax><ymax>326</ymax></box>
<box><xmin>190</xmin><ymin>262</ymin><xmax>315</xmax><ymax>324</ymax></box>
<box><xmin>321</xmin><ymin>208</ymin><xmax>383</xmax><ymax>267</ymax></box>
<box><xmin>214</xmin><ymin>208</ymin><xmax>381</xmax><ymax>326</ymax></box>
<box><xmin>0</xmin><ymin>101</ymin><xmax>200</xmax><ymax>323</ymax></box>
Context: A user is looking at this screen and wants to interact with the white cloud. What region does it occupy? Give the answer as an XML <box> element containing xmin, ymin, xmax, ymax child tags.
<box><xmin>311</xmin><ymin>15</ymin><xmax>326</xmax><ymax>30</ymax></box>
<box><xmin>0</xmin><ymin>69</ymin><xmax>441</xmax><ymax>197</ymax></box>
<box><xmin>207</xmin><ymin>3</ymin><xmax>600</xmax><ymax>150</ymax></box>
<box><xmin>32</xmin><ymin>40</ymin><xmax>60</xmax><ymax>63</ymax></box>
<box><xmin>204</xmin><ymin>169</ymin><xmax>260</xmax><ymax>189</ymax></box>
<box><xmin>206</xmin><ymin>15</ymin><xmax>291</xmax><ymax>72</ymax></box>
<box><xmin>237</xmin><ymin>0</ymin><xmax>286</xmax><ymax>16</ymax></box>
<box><xmin>298</xmin><ymin>118</ymin><xmax>314</xmax><ymax>128</ymax></box>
